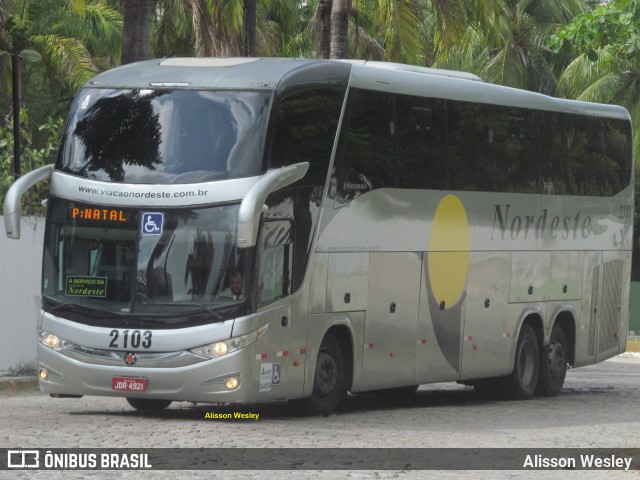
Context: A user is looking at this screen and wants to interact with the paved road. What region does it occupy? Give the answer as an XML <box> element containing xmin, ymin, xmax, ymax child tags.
<box><xmin>2</xmin><ymin>355</ymin><xmax>640</xmax><ymax>479</ymax></box>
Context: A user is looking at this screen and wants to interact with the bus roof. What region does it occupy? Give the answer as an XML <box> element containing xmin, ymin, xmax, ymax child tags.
<box><xmin>84</xmin><ymin>57</ymin><xmax>348</xmax><ymax>91</ymax></box>
<box><xmin>84</xmin><ymin>57</ymin><xmax>630</xmax><ymax>121</ymax></box>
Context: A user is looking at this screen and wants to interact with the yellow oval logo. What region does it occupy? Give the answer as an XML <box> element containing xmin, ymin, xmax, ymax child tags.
<box><xmin>428</xmin><ymin>195</ymin><xmax>470</xmax><ymax>307</ymax></box>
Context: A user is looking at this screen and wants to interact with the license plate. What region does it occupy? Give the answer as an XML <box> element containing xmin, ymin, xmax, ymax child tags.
<box><xmin>112</xmin><ymin>377</ymin><xmax>147</xmax><ymax>392</ymax></box>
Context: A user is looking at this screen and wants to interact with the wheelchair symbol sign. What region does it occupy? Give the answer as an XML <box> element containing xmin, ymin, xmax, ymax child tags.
<box><xmin>272</xmin><ymin>363</ymin><xmax>281</xmax><ymax>386</ymax></box>
<box><xmin>141</xmin><ymin>212</ymin><xmax>164</xmax><ymax>236</ymax></box>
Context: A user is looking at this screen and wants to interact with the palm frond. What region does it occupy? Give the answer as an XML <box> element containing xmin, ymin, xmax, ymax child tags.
<box><xmin>483</xmin><ymin>45</ymin><xmax>528</xmax><ymax>88</ymax></box>
<box><xmin>31</xmin><ymin>34</ymin><xmax>99</xmax><ymax>94</ymax></box>
<box><xmin>628</xmin><ymin>99</ymin><xmax>640</xmax><ymax>166</ymax></box>
<box><xmin>68</xmin><ymin>0</ymin><xmax>86</xmax><ymax>17</ymax></box>
<box><xmin>558</xmin><ymin>51</ymin><xmax>617</xmax><ymax>99</ymax></box>
<box><xmin>83</xmin><ymin>2</ymin><xmax>123</xmax><ymax>58</ymax></box>
<box><xmin>575</xmin><ymin>72</ymin><xmax>626</xmax><ymax>104</ymax></box>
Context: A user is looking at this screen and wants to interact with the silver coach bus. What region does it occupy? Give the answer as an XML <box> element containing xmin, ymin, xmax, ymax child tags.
<box><xmin>4</xmin><ymin>58</ymin><xmax>633</xmax><ymax>415</ymax></box>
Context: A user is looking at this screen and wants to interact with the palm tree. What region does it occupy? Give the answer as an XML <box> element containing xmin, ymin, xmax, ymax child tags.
<box><xmin>243</xmin><ymin>0</ymin><xmax>256</xmax><ymax>56</ymax></box>
<box><xmin>558</xmin><ymin>51</ymin><xmax>640</xmax><ymax>164</ymax></box>
<box><xmin>551</xmin><ymin>0</ymin><xmax>640</xmax><ymax>162</ymax></box>
<box><xmin>153</xmin><ymin>0</ymin><xmax>299</xmax><ymax>58</ymax></box>
<box><xmin>329</xmin><ymin>0</ymin><xmax>349</xmax><ymax>59</ymax></box>
<box><xmin>310</xmin><ymin>0</ymin><xmax>419</xmax><ymax>63</ymax></box>
<box><xmin>431</xmin><ymin>0</ymin><xmax>586</xmax><ymax>95</ymax></box>
<box><xmin>316</xmin><ymin>0</ymin><xmax>331</xmax><ymax>58</ymax></box>
<box><xmin>0</xmin><ymin>0</ymin><xmax>121</xmax><ymax>100</ymax></box>
<box><xmin>121</xmin><ymin>0</ymin><xmax>153</xmax><ymax>64</ymax></box>
<box><xmin>368</xmin><ymin>0</ymin><xmax>422</xmax><ymax>64</ymax></box>
<box><xmin>153</xmin><ymin>0</ymin><xmax>195</xmax><ymax>57</ymax></box>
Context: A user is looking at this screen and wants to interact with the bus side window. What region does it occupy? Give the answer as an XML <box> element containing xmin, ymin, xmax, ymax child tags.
<box><xmin>257</xmin><ymin>219</ymin><xmax>293</xmax><ymax>306</ymax></box>
<box><xmin>334</xmin><ymin>89</ymin><xmax>396</xmax><ymax>205</ymax></box>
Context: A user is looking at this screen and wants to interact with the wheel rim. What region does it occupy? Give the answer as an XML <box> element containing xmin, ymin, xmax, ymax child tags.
<box><xmin>518</xmin><ymin>339</ymin><xmax>536</xmax><ymax>386</ymax></box>
<box><xmin>315</xmin><ymin>351</ymin><xmax>338</xmax><ymax>397</ymax></box>
<box><xmin>548</xmin><ymin>342</ymin><xmax>566</xmax><ymax>380</ymax></box>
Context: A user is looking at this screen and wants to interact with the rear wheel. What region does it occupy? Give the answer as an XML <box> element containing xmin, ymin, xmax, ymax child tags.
<box><xmin>506</xmin><ymin>324</ymin><xmax>539</xmax><ymax>399</ymax></box>
<box><xmin>535</xmin><ymin>324</ymin><xmax>568</xmax><ymax>397</ymax></box>
<box><xmin>126</xmin><ymin>398</ymin><xmax>172</xmax><ymax>411</ymax></box>
<box><xmin>294</xmin><ymin>334</ymin><xmax>345</xmax><ymax>416</ymax></box>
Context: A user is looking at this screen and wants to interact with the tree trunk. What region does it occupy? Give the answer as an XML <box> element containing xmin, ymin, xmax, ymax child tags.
<box><xmin>121</xmin><ymin>0</ymin><xmax>153</xmax><ymax>64</ymax></box>
<box><xmin>317</xmin><ymin>0</ymin><xmax>332</xmax><ymax>59</ymax></box>
<box><xmin>330</xmin><ymin>0</ymin><xmax>348</xmax><ymax>59</ymax></box>
<box><xmin>189</xmin><ymin>0</ymin><xmax>217</xmax><ymax>56</ymax></box>
<box><xmin>243</xmin><ymin>0</ymin><xmax>257</xmax><ymax>57</ymax></box>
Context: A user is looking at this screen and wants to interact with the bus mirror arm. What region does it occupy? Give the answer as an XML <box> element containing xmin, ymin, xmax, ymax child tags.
<box><xmin>4</xmin><ymin>164</ymin><xmax>54</xmax><ymax>239</ymax></box>
<box><xmin>237</xmin><ymin>162</ymin><xmax>309</xmax><ymax>248</ymax></box>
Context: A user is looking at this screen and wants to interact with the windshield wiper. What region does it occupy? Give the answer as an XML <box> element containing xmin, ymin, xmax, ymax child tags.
<box><xmin>139</xmin><ymin>303</ymin><xmax>223</xmax><ymax>321</ymax></box>
<box><xmin>44</xmin><ymin>298</ymin><xmax>128</xmax><ymax>317</ymax></box>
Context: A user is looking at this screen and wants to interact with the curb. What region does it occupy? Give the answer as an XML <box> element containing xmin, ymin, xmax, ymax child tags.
<box><xmin>0</xmin><ymin>377</ymin><xmax>39</xmax><ymax>393</ymax></box>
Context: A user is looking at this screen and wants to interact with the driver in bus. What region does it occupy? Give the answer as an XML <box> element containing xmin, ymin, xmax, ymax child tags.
<box><xmin>217</xmin><ymin>271</ymin><xmax>244</xmax><ymax>301</ymax></box>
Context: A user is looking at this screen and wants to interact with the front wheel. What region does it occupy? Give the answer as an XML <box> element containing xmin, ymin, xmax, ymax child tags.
<box><xmin>126</xmin><ymin>398</ymin><xmax>172</xmax><ymax>411</ymax></box>
<box><xmin>506</xmin><ymin>324</ymin><xmax>539</xmax><ymax>399</ymax></box>
<box><xmin>535</xmin><ymin>324</ymin><xmax>568</xmax><ymax>397</ymax></box>
<box><xmin>293</xmin><ymin>334</ymin><xmax>345</xmax><ymax>416</ymax></box>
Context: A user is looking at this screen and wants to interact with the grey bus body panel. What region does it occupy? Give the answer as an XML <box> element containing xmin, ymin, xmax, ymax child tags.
<box><xmin>348</xmin><ymin>63</ymin><xmax>630</xmax><ymax>120</ymax></box>
<box><xmin>41</xmin><ymin>310</ymin><xmax>235</xmax><ymax>352</ymax></box>
<box><xmin>315</xmin><ymin>185</ymin><xmax>632</xmax><ymax>386</ymax></box>
<box><xmin>83</xmin><ymin>57</ymin><xmax>350</xmax><ymax>92</ymax></box>
<box><xmin>49</xmin><ymin>170</ymin><xmax>260</xmax><ymax>207</ymax></box>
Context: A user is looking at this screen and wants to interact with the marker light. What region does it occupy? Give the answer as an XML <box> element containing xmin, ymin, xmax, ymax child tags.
<box><xmin>190</xmin><ymin>325</ymin><xmax>268</xmax><ymax>359</ymax></box>
<box><xmin>39</xmin><ymin>330</ymin><xmax>75</xmax><ymax>351</ymax></box>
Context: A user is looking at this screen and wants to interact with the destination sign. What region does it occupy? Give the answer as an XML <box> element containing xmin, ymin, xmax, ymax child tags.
<box><xmin>71</xmin><ymin>207</ymin><xmax>127</xmax><ymax>223</ymax></box>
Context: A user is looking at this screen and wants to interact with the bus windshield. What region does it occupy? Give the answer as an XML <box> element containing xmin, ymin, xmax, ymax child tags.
<box><xmin>42</xmin><ymin>199</ymin><xmax>249</xmax><ymax>321</ymax></box>
<box><xmin>56</xmin><ymin>88</ymin><xmax>271</xmax><ymax>184</ymax></box>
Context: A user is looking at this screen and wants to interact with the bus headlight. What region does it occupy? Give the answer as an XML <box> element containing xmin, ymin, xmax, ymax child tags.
<box><xmin>39</xmin><ymin>330</ymin><xmax>76</xmax><ymax>351</ymax></box>
<box><xmin>190</xmin><ymin>324</ymin><xmax>268</xmax><ymax>359</ymax></box>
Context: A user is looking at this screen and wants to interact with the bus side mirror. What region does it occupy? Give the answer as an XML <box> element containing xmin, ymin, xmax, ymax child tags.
<box><xmin>237</xmin><ymin>162</ymin><xmax>309</xmax><ymax>249</ymax></box>
<box><xmin>3</xmin><ymin>164</ymin><xmax>53</xmax><ymax>239</ymax></box>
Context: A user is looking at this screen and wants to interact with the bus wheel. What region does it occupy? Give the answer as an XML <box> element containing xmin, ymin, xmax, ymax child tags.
<box><xmin>507</xmin><ymin>324</ymin><xmax>539</xmax><ymax>399</ymax></box>
<box><xmin>296</xmin><ymin>334</ymin><xmax>345</xmax><ymax>416</ymax></box>
<box><xmin>535</xmin><ymin>324</ymin><xmax>568</xmax><ymax>397</ymax></box>
<box><xmin>126</xmin><ymin>398</ymin><xmax>172</xmax><ymax>411</ymax></box>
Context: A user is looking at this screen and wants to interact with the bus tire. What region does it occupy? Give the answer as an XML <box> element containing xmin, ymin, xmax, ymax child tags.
<box><xmin>535</xmin><ymin>324</ymin><xmax>568</xmax><ymax>397</ymax></box>
<box><xmin>126</xmin><ymin>398</ymin><xmax>172</xmax><ymax>411</ymax></box>
<box><xmin>507</xmin><ymin>324</ymin><xmax>539</xmax><ymax>399</ymax></box>
<box><xmin>295</xmin><ymin>333</ymin><xmax>345</xmax><ymax>416</ymax></box>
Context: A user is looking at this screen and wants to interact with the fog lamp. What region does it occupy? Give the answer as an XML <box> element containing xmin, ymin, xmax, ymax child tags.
<box><xmin>226</xmin><ymin>377</ymin><xmax>239</xmax><ymax>390</ymax></box>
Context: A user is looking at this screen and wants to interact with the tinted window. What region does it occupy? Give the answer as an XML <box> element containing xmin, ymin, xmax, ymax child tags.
<box><xmin>266</xmin><ymin>88</ymin><xmax>345</xmax><ymax>293</ymax></box>
<box><xmin>57</xmin><ymin>89</ymin><xmax>271</xmax><ymax>184</ymax></box>
<box><xmin>334</xmin><ymin>88</ymin><xmax>631</xmax><ymax>199</ymax></box>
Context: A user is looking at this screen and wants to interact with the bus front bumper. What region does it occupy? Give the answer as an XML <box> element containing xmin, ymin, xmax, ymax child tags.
<box><xmin>37</xmin><ymin>343</ymin><xmax>257</xmax><ymax>404</ymax></box>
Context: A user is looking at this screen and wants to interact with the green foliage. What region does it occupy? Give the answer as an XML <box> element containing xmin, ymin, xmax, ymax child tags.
<box><xmin>0</xmin><ymin>113</ymin><xmax>63</xmax><ymax>216</ymax></box>
<box><xmin>550</xmin><ymin>0</ymin><xmax>640</xmax><ymax>61</ymax></box>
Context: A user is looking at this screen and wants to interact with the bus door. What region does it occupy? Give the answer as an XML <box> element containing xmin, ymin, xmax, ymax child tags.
<box><xmin>460</xmin><ymin>252</ymin><xmax>512</xmax><ymax>379</ymax></box>
<box><xmin>361</xmin><ymin>252</ymin><xmax>421</xmax><ymax>390</ymax></box>
<box><xmin>595</xmin><ymin>251</ymin><xmax>627</xmax><ymax>362</ymax></box>
<box><xmin>254</xmin><ymin>219</ymin><xmax>293</xmax><ymax>399</ymax></box>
